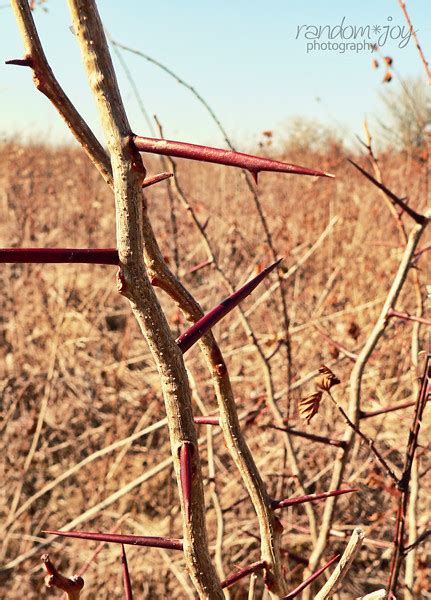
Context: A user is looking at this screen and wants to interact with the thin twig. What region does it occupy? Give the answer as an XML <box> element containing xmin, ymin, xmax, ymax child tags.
<box><xmin>327</xmin><ymin>391</ymin><xmax>399</xmax><ymax>484</ymax></box>
<box><xmin>314</xmin><ymin>528</ymin><xmax>365</xmax><ymax>599</ymax></box>
<box><xmin>398</xmin><ymin>0</ymin><xmax>431</xmax><ymax>83</ymax></box>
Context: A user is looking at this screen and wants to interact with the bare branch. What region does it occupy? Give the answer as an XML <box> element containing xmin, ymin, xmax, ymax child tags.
<box><xmin>315</xmin><ymin>528</ymin><xmax>365</xmax><ymax>599</ymax></box>
<box><xmin>65</xmin><ymin>1</ymin><xmax>223</xmax><ymax>596</ymax></box>
<box><xmin>10</xmin><ymin>0</ymin><xmax>112</xmax><ymax>186</ymax></box>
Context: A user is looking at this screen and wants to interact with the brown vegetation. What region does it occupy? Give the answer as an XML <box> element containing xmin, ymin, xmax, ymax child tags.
<box><xmin>0</xmin><ymin>134</ymin><xmax>429</xmax><ymax>597</ymax></box>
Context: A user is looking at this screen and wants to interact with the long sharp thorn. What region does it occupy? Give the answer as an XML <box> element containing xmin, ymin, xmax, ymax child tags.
<box><xmin>283</xmin><ymin>554</ymin><xmax>340</xmax><ymax>599</ymax></box>
<box><xmin>348</xmin><ymin>159</ymin><xmax>426</xmax><ymax>224</ymax></box>
<box><xmin>142</xmin><ymin>171</ymin><xmax>173</xmax><ymax>188</ymax></box>
<box><xmin>220</xmin><ymin>560</ymin><xmax>267</xmax><ymax>590</ymax></box>
<box><xmin>133</xmin><ymin>136</ymin><xmax>334</xmax><ymax>178</ymax></box>
<box><xmin>194</xmin><ymin>561</ymin><xmax>266</xmax><ymax>598</ymax></box>
<box><xmin>121</xmin><ymin>545</ymin><xmax>133</xmax><ymax>600</ymax></box>
<box><xmin>179</xmin><ymin>443</ymin><xmax>193</xmax><ymax>523</ymax></box>
<box><xmin>42</xmin><ymin>530</ymin><xmax>183</xmax><ymax>551</ymax></box>
<box><xmin>177</xmin><ymin>259</ymin><xmax>282</xmax><ymax>353</ymax></box>
<box><xmin>0</xmin><ymin>248</ymin><xmax>119</xmax><ymax>265</ymax></box>
<box><xmin>271</xmin><ymin>488</ymin><xmax>358</xmax><ymax>510</ymax></box>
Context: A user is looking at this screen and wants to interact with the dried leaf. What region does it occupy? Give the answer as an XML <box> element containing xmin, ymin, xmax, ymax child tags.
<box><xmin>298</xmin><ymin>391</ymin><xmax>323</xmax><ymax>424</ymax></box>
<box><xmin>315</xmin><ymin>365</ymin><xmax>341</xmax><ymax>391</ymax></box>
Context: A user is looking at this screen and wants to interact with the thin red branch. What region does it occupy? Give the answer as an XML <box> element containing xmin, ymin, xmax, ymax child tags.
<box><xmin>398</xmin><ymin>0</ymin><xmax>431</xmax><ymax>83</ymax></box>
<box><xmin>133</xmin><ymin>136</ymin><xmax>334</xmax><ymax>180</ymax></box>
<box><xmin>314</xmin><ymin>324</ymin><xmax>358</xmax><ymax>361</ymax></box>
<box><xmin>387</xmin><ymin>354</ymin><xmax>431</xmax><ymax>597</ymax></box>
<box><xmin>264</xmin><ymin>424</ymin><xmax>346</xmax><ymax>449</ymax></box>
<box><xmin>187</xmin><ymin>259</ymin><xmax>213</xmax><ymax>275</ymax></box>
<box><xmin>387</xmin><ymin>308</ymin><xmax>431</xmax><ymax>327</ymax></box>
<box><xmin>0</xmin><ymin>248</ymin><xmax>119</xmax><ymax>265</ymax></box>
<box><xmin>360</xmin><ymin>400</ymin><xmax>417</xmax><ymax>419</ymax></box>
<box><xmin>43</xmin><ymin>530</ymin><xmax>183</xmax><ymax>551</ymax></box>
<box><xmin>176</xmin><ymin>259</ymin><xmax>282</xmax><ymax>353</ymax></box>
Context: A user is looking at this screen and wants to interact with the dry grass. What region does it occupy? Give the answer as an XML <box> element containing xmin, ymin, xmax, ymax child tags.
<box><xmin>0</xmin><ymin>139</ymin><xmax>429</xmax><ymax>598</ymax></box>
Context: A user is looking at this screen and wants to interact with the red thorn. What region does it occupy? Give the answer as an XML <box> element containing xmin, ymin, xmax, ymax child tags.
<box><xmin>176</xmin><ymin>258</ymin><xmax>282</xmax><ymax>353</ymax></box>
<box><xmin>5</xmin><ymin>57</ymin><xmax>33</xmax><ymax>68</ymax></box>
<box><xmin>193</xmin><ymin>416</ymin><xmax>220</xmax><ymax>426</ymax></box>
<box><xmin>250</xmin><ymin>170</ymin><xmax>259</xmax><ymax>184</ymax></box>
<box><xmin>42</xmin><ymin>530</ymin><xmax>183</xmax><ymax>551</ymax></box>
<box><xmin>221</xmin><ymin>560</ymin><xmax>267</xmax><ymax>590</ymax></box>
<box><xmin>133</xmin><ymin>136</ymin><xmax>334</xmax><ymax>178</ymax></box>
<box><xmin>201</xmin><ymin>216</ymin><xmax>210</xmax><ymax>231</ymax></box>
<box><xmin>283</xmin><ymin>554</ymin><xmax>340</xmax><ymax>599</ymax></box>
<box><xmin>272</xmin><ymin>488</ymin><xmax>358</xmax><ymax>510</ymax></box>
<box><xmin>142</xmin><ymin>171</ymin><xmax>173</xmax><ymax>188</ymax></box>
<box><xmin>0</xmin><ymin>248</ymin><xmax>119</xmax><ymax>265</ymax></box>
<box><xmin>348</xmin><ymin>159</ymin><xmax>425</xmax><ymax>224</ymax></box>
<box><xmin>195</xmin><ymin>561</ymin><xmax>266</xmax><ymax>598</ymax></box>
<box><xmin>121</xmin><ymin>545</ymin><xmax>133</xmax><ymax>600</ymax></box>
<box><xmin>179</xmin><ymin>443</ymin><xmax>193</xmax><ymax>523</ymax></box>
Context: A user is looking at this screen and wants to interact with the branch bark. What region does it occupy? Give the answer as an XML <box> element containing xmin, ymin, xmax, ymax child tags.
<box><xmin>305</xmin><ymin>213</ymin><xmax>429</xmax><ymax>588</ymax></box>
<box><xmin>64</xmin><ymin>2</ymin><xmax>223</xmax><ymax>597</ymax></box>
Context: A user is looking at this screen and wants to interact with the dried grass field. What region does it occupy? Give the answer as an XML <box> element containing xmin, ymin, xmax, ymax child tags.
<box><xmin>0</xmin><ymin>137</ymin><xmax>430</xmax><ymax>598</ymax></box>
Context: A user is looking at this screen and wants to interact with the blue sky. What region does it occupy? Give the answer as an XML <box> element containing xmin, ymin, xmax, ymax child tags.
<box><xmin>1</xmin><ymin>1</ymin><xmax>430</xmax><ymax>148</ymax></box>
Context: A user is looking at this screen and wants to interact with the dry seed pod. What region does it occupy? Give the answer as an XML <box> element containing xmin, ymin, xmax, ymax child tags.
<box><xmin>383</xmin><ymin>70</ymin><xmax>393</xmax><ymax>83</ymax></box>
<box><xmin>298</xmin><ymin>391</ymin><xmax>323</xmax><ymax>424</ymax></box>
<box><xmin>372</xmin><ymin>58</ymin><xmax>379</xmax><ymax>69</ymax></box>
<box><xmin>315</xmin><ymin>365</ymin><xmax>341</xmax><ymax>391</ymax></box>
<box><xmin>384</xmin><ymin>56</ymin><xmax>393</xmax><ymax>66</ymax></box>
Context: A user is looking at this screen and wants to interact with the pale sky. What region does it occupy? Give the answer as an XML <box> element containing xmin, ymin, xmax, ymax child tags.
<box><xmin>1</xmin><ymin>1</ymin><xmax>430</xmax><ymax>149</ymax></box>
